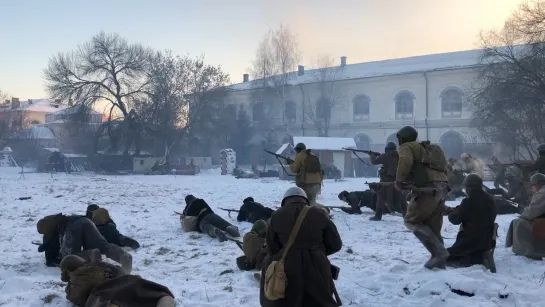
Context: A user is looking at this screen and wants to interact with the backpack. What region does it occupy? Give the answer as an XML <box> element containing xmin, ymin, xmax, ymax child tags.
<box><xmin>410</xmin><ymin>142</ymin><xmax>448</xmax><ymax>187</ymax></box>
<box><xmin>304</xmin><ymin>150</ymin><xmax>321</xmax><ymax>173</ymax></box>
<box><xmin>264</xmin><ymin>206</ymin><xmax>310</xmax><ymax>301</ymax></box>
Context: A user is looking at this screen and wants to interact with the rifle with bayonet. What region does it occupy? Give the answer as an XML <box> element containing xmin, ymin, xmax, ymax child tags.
<box><xmin>219</xmin><ymin>208</ymin><xmax>240</xmax><ymax>218</ymax></box>
<box><xmin>342</xmin><ymin>148</ymin><xmax>381</xmax><ymax>156</ymax></box>
<box><xmin>365</xmin><ymin>181</ymin><xmax>438</xmax><ymax>196</ymax></box>
<box><xmin>342</xmin><ymin>147</ymin><xmax>375</xmax><ymax>166</ymax></box>
<box><xmin>264</xmin><ymin>149</ymin><xmax>295</xmax><ymax>176</ymax></box>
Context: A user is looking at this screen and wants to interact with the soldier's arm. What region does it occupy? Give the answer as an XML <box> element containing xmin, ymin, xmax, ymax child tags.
<box><xmin>289</xmin><ymin>153</ymin><xmax>303</xmax><ymax>173</ymax></box>
<box><xmin>322</xmin><ymin>214</ymin><xmax>342</xmax><ymax>255</ymax></box>
<box><xmin>265</xmin><ymin>219</ymin><xmax>280</xmax><ymax>255</ymax></box>
<box><xmin>396</xmin><ymin>145</ymin><xmax>414</xmax><ymax>182</ymax></box>
<box><xmin>369</xmin><ymin>153</ymin><xmax>386</xmax><ymax>165</ymax></box>
<box><xmin>520</xmin><ymin>193</ymin><xmax>545</xmax><ymax>220</ymax></box>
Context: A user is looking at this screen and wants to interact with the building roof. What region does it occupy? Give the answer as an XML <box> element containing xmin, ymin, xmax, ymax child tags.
<box><xmin>230</xmin><ymin>49</ymin><xmax>484</xmax><ymax>91</ymax></box>
<box><xmin>275</xmin><ymin>143</ymin><xmax>291</xmax><ymax>155</ymax></box>
<box><xmin>292</xmin><ymin>136</ymin><xmax>356</xmax><ymax>151</ymax></box>
<box><xmin>4</xmin><ymin>99</ymin><xmax>69</xmax><ymax>113</ymax></box>
<box><xmin>15</xmin><ymin>126</ymin><xmax>56</xmax><ymax>139</ymax></box>
<box><xmin>49</xmin><ymin>104</ymin><xmax>101</xmax><ymax>116</ymax></box>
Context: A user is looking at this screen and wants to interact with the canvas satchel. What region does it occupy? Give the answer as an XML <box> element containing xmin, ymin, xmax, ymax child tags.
<box><xmin>264</xmin><ymin>206</ymin><xmax>311</xmax><ymax>300</ymax></box>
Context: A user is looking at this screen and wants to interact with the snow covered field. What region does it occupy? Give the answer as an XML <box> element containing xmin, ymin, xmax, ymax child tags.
<box><xmin>0</xmin><ymin>168</ymin><xmax>544</xmax><ymax>307</ymax></box>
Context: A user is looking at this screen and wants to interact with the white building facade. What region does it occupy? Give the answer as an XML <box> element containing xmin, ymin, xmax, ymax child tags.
<box><xmin>226</xmin><ymin>49</ymin><xmax>487</xmax><ymax>159</ymax></box>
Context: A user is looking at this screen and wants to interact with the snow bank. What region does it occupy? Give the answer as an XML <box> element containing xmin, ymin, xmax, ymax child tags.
<box><xmin>0</xmin><ymin>170</ymin><xmax>543</xmax><ymax>306</ymax></box>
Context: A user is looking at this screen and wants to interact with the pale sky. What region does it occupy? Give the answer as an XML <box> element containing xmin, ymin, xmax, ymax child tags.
<box><xmin>0</xmin><ymin>0</ymin><xmax>524</xmax><ymax>100</ymax></box>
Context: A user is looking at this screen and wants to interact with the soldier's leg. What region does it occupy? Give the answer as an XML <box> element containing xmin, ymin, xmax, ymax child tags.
<box><xmin>370</xmin><ymin>187</ymin><xmax>386</xmax><ymax>221</ymax></box>
<box><xmin>304</xmin><ymin>184</ymin><xmax>319</xmax><ymax>205</ymax></box>
<box><xmin>207</xmin><ymin>213</ymin><xmax>240</xmax><ymax>237</ymax></box>
<box><xmin>404</xmin><ymin>194</ymin><xmax>448</xmax><ymax>269</ymax></box>
<box><xmin>199</xmin><ymin>214</ymin><xmax>228</xmax><ymax>242</ymax></box>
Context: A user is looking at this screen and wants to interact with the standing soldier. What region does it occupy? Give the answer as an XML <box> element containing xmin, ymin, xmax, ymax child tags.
<box><xmin>532</xmin><ymin>144</ymin><xmax>545</xmax><ymax>174</ymax></box>
<box><xmin>395</xmin><ymin>126</ymin><xmax>450</xmax><ymax>270</ymax></box>
<box><xmin>368</xmin><ymin>142</ymin><xmax>402</xmax><ymax>221</ymax></box>
<box><xmin>288</xmin><ymin>143</ymin><xmax>323</xmax><ymax>205</ymax></box>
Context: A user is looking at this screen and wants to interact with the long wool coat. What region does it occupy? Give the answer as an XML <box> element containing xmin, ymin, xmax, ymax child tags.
<box><xmin>506</xmin><ymin>185</ymin><xmax>545</xmax><ymax>258</ymax></box>
<box><xmin>259</xmin><ymin>197</ymin><xmax>342</xmax><ymax>307</ymax></box>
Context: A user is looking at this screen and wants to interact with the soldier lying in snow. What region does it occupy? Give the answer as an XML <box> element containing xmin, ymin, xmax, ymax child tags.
<box><xmin>337</xmin><ymin>190</ymin><xmax>376</xmax><ymax>214</ymax></box>
<box><xmin>60</xmin><ymin>251</ymin><xmax>175</xmax><ymax>307</ymax></box>
<box><xmin>236</xmin><ymin>220</ymin><xmax>268</xmax><ymax>271</ymax></box>
<box><xmin>86</xmin><ymin>205</ymin><xmax>140</xmax><ymax>249</ymax></box>
<box><xmin>236</xmin><ymin>197</ymin><xmax>274</xmax><ymax>223</ymax></box>
<box><xmin>37</xmin><ymin>213</ymin><xmax>132</xmax><ymax>272</ymax></box>
<box><xmin>180</xmin><ymin>195</ymin><xmax>240</xmax><ymax>242</ymax></box>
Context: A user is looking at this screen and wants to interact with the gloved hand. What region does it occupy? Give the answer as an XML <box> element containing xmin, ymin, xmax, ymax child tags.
<box><xmin>394</xmin><ymin>181</ymin><xmax>405</xmax><ymax>191</ymax></box>
<box><xmin>38</xmin><ymin>244</ymin><xmax>46</xmax><ymax>253</ymax></box>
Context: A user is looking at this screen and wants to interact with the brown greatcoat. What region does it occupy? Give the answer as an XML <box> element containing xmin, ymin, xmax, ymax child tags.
<box><xmin>290</xmin><ymin>150</ymin><xmax>322</xmax><ymax>185</ymax></box>
<box><xmin>259</xmin><ymin>197</ymin><xmax>342</xmax><ymax>307</ymax></box>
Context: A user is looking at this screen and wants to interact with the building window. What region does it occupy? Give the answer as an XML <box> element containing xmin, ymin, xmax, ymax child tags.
<box><xmin>252</xmin><ymin>102</ymin><xmax>264</xmax><ymax>123</ymax></box>
<box><xmin>226</xmin><ymin>104</ymin><xmax>237</xmax><ymax>119</ymax></box>
<box><xmin>30</xmin><ymin>120</ymin><xmax>40</xmax><ymax>125</ymax></box>
<box><xmin>352</xmin><ymin>95</ymin><xmax>370</xmax><ymax>121</ymax></box>
<box><xmin>441</xmin><ymin>88</ymin><xmax>463</xmax><ymax>118</ymax></box>
<box><xmin>395</xmin><ymin>90</ymin><xmax>414</xmax><ymax>120</ymax></box>
<box><xmin>284</xmin><ymin>100</ymin><xmax>296</xmax><ymax>123</ymax></box>
<box><xmin>316</xmin><ymin>97</ymin><xmax>331</xmax><ymax>120</ymax></box>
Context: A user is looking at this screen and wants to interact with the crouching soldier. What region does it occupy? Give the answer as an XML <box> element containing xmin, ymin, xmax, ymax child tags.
<box><xmin>181</xmin><ymin>195</ymin><xmax>240</xmax><ymax>242</ymax></box>
<box><xmin>337</xmin><ymin>189</ymin><xmax>376</xmax><ymax>214</ymax></box>
<box><xmin>236</xmin><ymin>220</ymin><xmax>268</xmax><ymax>271</ymax></box>
<box><xmin>60</xmin><ymin>252</ymin><xmax>175</xmax><ymax>307</ymax></box>
<box><xmin>37</xmin><ymin>213</ymin><xmax>133</xmax><ymax>272</ymax></box>
<box><xmin>86</xmin><ymin>205</ymin><xmax>140</xmax><ymax>249</ymax></box>
<box><xmin>237</xmin><ymin>197</ymin><xmax>274</xmax><ymax>223</ymax></box>
<box><xmin>506</xmin><ymin>173</ymin><xmax>545</xmax><ymax>260</ymax></box>
<box><xmin>443</xmin><ymin>174</ymin><xmax>498</xmax><ymax>273</ymax></box>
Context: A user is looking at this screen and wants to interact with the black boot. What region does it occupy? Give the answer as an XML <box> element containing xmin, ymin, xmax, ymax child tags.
<box><xmin>413</xmin><ymin>226</ymin><xmax>449</xmax><ymax>269</ymax></box>
<box><xmin>369</xmin><ymin>216</ymin><xmax>381</xmax><ymax>221</ymax></box>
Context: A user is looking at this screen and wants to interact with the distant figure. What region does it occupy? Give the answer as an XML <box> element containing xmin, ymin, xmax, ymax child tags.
<box><xmin>180</xmin><ymin>195</ymin><xmax>240</xmax><ymax>242</ymax></box>
<box><xmin>506</xmin><ymin>173</ymin><xmax>545</xmax><ymax>260</ymax></box>
<box><xmin>237</xmin><ymin>197</ymin><xmax>274</xmax><ymax>223</ymax></box>
<box><xmin>287</xmin><ymin>143</ymin><xmax>323</xmax><ymax>205</ymax></box>
<box><xmin>459</xmin><ymin>153</ymin><xmax>484</xmax><ymax>179</ymax></box>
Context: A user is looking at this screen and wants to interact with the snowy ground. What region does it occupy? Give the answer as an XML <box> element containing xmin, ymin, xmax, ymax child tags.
<box><xmin>0</xmin><ymin>168</ymin><xmax>544</xmax><ymax>307</ymax></box>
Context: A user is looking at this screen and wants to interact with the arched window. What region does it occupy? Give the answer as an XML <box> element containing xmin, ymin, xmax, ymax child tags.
<box><xmin>284</xmin><ymin>100</ymin><xmax>296</xmax><ymax>123</ymax></box>
<box><xmin>440</xmin><ymin>131</ymin><xmax>464</xmax><ymax>158</ymax></box>
<box><xmin>394</xmin><ymin>91</ymin><xmax>414</xmax><ymax>120</ymax></box>
<box><xmin>352</xmin><ymin>95</ymin><xmax>370</xmax><ymax>121</ymax></box>
<box><xmin>441</xmin><ymin>88</ymin><xmax>463</xmax><ymax>118</ymax></box>
<box><xmin>252</xmin><ymin>103</ymin><xmax>264</xmax><ymax>123</ymax></box>
<box><xmin>386</xmin><ymin>133</ymin><xmax>397</xmax><ymax>144</ymax></box>
<box><xmin>316</xmin><ymin>97</ymin><xmax>331</xmax><ymax>120</ymax></box>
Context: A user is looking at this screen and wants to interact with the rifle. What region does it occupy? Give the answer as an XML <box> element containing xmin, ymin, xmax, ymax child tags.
<box><xmin>264</xmin><ymin>149</ymin><xmax>295</xmax><ymax>176</ymax></box>
<box><xmin>365</xmin><ymin>181</ymin><xmax>437</xmax><ymax>196</ymax></box>
<box><xmin>226</xmin><ymin>237</ymin><xmax>243</xmax><ymax>250</ymax></box>
<box><xmin>343</xmin><ymin>148</ymin><xmax>381</xmax><ymax>156</ymax></box>
<box><xmin>342</xmin><ymin>147</ymin><xmax>372</xmax><ymax>165</ymax></box>
<box><xmin>219</xmin><ymin>208</ymin><xmax>239</xmax><ymax>218</ymax></box>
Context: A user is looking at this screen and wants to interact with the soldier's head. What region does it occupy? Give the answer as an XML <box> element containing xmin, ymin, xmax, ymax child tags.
<box><xmin>462</xmin><ymin>174</ymin><xmax>483</xmax><ymax>196</ymax></box>
<box><xmin>281</xmin><ymin>186</ymin><xmax>308</xmax><ymax>206</ymax></box>
<box><xmin>243</xmin><ymin>197</ymin><xmax>254</xmax><ymax>204</ymax></box>
<box><xmin>385</xmin><ymin>142</ymin><xmax>397</xmax><ymax>152</ymax></box>
<box><xmin>537</xmin><ymin>144</ymin><xmax>545</xmax><ymax>155</ymax></box>
<box><xmin>294</xmin><ymin>143</ymin><xmax>306</xmax><ymax>153</ymax></box>
<box><xmin>60</xmin><ymin>255</ymin><xmax>86</xmax><ymax>273</ymax></box>
<box><xmin>338</xmin><ymin>191</ymin><xmax>349</xmax><ymax>202</ymax></box>
<box><xmin>92</xmin><ymin>208</ymin><xmax>111</xmax><ymax>226</ymax></box>
<box><xmin>185</xmin><ymin>194</ymin><xmax>197</xmax><ymax>206</ymax></box>
<box><xmin>530</xmin><ymin>173</ymin><xmax>545</xmax><ymax>193</ymax></box>
<box><xmin>396</xmin><ymin>126</ymin><xmax>418</xmax><ymax>145</ymax></box>
<box><xmin>86</xmin><ymin>204</ymin><xmax>100</xmax><ymax>219</ymax></box>
<box><xmin>251</xmin><ymin>219</ymin><xmax>268</xmax><ymax>236</ymax></box>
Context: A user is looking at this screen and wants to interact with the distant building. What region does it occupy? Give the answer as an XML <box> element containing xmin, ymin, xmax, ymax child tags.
<box><xmin>226</xmin><ymin>49</ymin><xmax>488</xmax><ymax>159</ymax></box>
<box><xmin>0</xmin><ymin>98</ymin><xmax>69</xmax><ymax>126</ymax></box>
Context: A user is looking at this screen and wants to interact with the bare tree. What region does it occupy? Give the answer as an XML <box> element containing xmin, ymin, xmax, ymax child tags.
<box><xmin>44</xmin><ymin>31</ymin><xmax>152</xmax><ymax>155</ymax></box>
<box><xmin>468</xmin><ymin>0</ymin><xmax>545</xmax><ymax>160</ymax></box>
<box><xmin>250</xmin><ymin>25</ymin><xmax>300</xmax><ymax>125</ymax></box>
<box><xmin>302</xmin><ymin>55</ymin><xmax>345</xmax><ymax>137</ymax></box>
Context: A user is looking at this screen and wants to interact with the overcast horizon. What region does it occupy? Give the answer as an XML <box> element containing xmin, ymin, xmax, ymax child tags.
<box><xmin>0</xmin><ymin>0</ymin><xmax>524</xmax><ymax>100</ymax></box>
